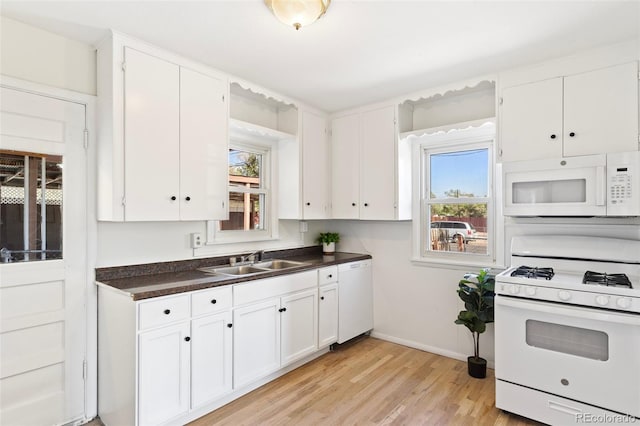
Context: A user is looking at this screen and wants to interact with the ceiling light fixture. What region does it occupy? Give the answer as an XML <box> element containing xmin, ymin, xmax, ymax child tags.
<box><xmin>265</xmin><ymin>0</ymin><xmax>331</xmax><ymax>31</ymax></box>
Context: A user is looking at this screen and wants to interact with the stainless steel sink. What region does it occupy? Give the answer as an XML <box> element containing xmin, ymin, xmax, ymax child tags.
<box><xmin>199</xmin><ymin>259</ymin><xmax>309</xmax><ymax>277</ymax></box>
<box><xmin>253</xmin><ymin>259</ymin><xmax>308</xmax><ymax>270</ymax></box>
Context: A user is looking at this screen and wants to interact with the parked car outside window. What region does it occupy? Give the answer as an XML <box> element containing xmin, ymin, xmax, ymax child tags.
<box><xmin>431</xmin><ymin>221</ymin><xmax>477</xmax><ymax>243</ymax></box>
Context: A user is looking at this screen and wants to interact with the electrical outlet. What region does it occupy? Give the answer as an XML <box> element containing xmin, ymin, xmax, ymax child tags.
<box><xmin>190</xmin><ymin>232</ymin><xmax>203</xmax><ymax>248</ymax></box>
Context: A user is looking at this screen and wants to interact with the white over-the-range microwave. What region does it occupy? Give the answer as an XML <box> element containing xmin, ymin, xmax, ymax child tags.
<box><xmin>503</xmin><ymin>151</ymin><xmax>640</xmax><ymax>217</ymax></box>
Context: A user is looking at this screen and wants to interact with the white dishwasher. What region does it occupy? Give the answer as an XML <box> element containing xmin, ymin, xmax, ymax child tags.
<box><xmin>337</xmin><ymin>259</ymin><xmax>373</xmax><ymax>344</ymax></box>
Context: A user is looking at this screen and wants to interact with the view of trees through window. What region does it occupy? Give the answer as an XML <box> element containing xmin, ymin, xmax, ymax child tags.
<box><xmin>219</xmin><ymin>148</ymin><xmax>266</xmax><ymax>231</ymax></box>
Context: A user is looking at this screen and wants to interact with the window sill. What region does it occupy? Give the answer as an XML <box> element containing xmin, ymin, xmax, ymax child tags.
<box><xmin>410</xmin><ymin>256</ymin><xmax>505</xmax><ymax>272</ymax></box>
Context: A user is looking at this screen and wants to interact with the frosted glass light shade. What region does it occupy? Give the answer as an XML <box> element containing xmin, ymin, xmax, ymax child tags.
<box><xmin>265</xmin><ymin>0</ymin><xmax>331</xmax><ymax>30</ymax></box>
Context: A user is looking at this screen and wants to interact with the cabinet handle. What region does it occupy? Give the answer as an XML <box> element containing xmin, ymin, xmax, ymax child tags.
<box><xmin>550</xmin><ymin>134</ymin><xmax>556</xmax><ymax>139</ymax></box>
<box><xmin>211</xmin><ymin>299</ymin><xmax>217</xmax><ymax>304</ymax></box>
<box><xmin>170</xmin><ymin>196</ymin><xmax>176</xmax><ymax>201</ymax></box>
<box><xmin>184</xmin><ymin>336</ymin><xmax>191</xmax><ymax>342</ymax></box>
<box><xmin>279</xmin><ymin>307</ymin><xmax>287</xmax><ymax>313</ymax></box>
<box><xmin>185</xmin><ymin>196</ymin><xmax>191</xmax><ymax>201</ymax></box>
<box><xmin>321</xmin><ymin>296</ymin><xmax>325</xmax><ymax>300</ymax></box>
<box><xmin>364</xmin><ymin>203</ymin><xmax>369</xmax><ymax>207</ymax></box>
<box><xmin>164</xmin><ymin>309</ymin><xmax>171</xmax><ymax>315</ymax></box>
<box><xmin>306</xmin><ymin>202</ymin><xmax>311</xmax><ymax>206</ymax></box>
<box><xmin>569</xmin><ymin>132</ymin><xmax>576</xmax><ymax>137</ymax></box>
<box><xmin>352</xmin><ymin>203</ymin><xmax>356</xmax><ymax>206</ymax></box>
<box><xmin>227</xmin><ymin>323</ymin><xmax>233</xmax><ymax>328</ymax></box>
<box><xmin>328</xmin><ymin>274</ymin><xmax>333</xmax><ymax>278</ymax></box>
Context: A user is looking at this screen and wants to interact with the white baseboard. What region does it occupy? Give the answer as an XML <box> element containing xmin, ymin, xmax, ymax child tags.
<box><xmin>370</xmin><ymin>331</ymin><xmax>495</xmax><ymax>369</ymax></box>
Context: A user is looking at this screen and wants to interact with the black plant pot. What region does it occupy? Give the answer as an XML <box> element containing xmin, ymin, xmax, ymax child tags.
<box><xmin>467</xmin><ymin>356</ymin><xmax>487</xmax><ymax>379</ymax></box>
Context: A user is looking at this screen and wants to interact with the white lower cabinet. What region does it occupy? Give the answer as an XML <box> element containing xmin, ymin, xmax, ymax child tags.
<box><xmin>138</xmin><ymin>322</ymin><xmax>191</xmax><ymax>426</ymax></box>
<box><xmin>318</xmin><ymin>283</ymin><xmax>339</xmax><ymax>348</ymax></box>
<box><xmin>233</xmin><ymin>299</ymin><xmax>281</xmax><ymax>389</ymax></box>
<box><xmin>191</xmin><ymin>311</ymin><xmax>233</xmax><ymax>409</ymax></box>
<box><xmin>281</xmin><ymin>288</ymin><xmax>318</xmax><ymax>366</ymax></box>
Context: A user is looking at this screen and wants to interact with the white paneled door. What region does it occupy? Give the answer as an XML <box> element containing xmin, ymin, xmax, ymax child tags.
<box><xmin>0</xmin><ymin>87</ymin><xmax>87</xmax><ymax>425</ymax></box>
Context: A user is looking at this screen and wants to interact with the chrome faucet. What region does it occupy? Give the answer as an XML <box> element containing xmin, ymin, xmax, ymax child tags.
<box><xmin>240</xmin><ymin>250</ymin><xmax>264</xmax><ymax>263</ymax></box>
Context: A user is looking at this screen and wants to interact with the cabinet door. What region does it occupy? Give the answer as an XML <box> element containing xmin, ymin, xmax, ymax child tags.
<box><xmin>233</xmin><ymin>299</ymin><xmax>281</xmax><ymax>388</ymax></box>
<box><xmin>123</xmin><ymin>47</ymin><xmax>180</xmax><ymax>221</ymax></box>
<box><xmin>563</xmin><ymin>62</ymin><xmax>639</xmax><ymax>157</ymax></box>
<box><xmin>191</xmin><ymin>311</ymin><xmax>232</xmax><ymax>409</ymax></box>
<box><xmin>360</xmin><ymin>106</ymin><xmax>397</xmax><ymax>220</ymax></box>
<box><xmin>179</xmin><ymin>68</ymin><xmax>229</xmax><ymax>220</ymax></box>
<box><xmin>302</xmin><ymin>111</ymin><xmax>330</xmax><ymax>219</ymax></box>
<box><xmin>500</xmin><ymin>78</ymin><xmax>563</xmax><ymax>162</ymax></box>
<box><xmin>138</xmin><ymin>322</ymin><xmax>190</xmax><ymax>425</ymax></box>
<box><xmin>318</xmin><ymin>283</ymin><xmax>338</xmax><ymax>348</ymax></box>
<box><xmin>281</xmin><ymin>289</ymin><xmax>318</xmax><ymax>366</ymax></box>
<box><xmin>331</xmin><ymin>113</ymin><xmax>360</xmax><ymax>219</ymax></box>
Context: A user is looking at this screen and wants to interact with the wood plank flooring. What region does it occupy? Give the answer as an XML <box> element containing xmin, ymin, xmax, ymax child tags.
<box><xmin>189</xmin><ymin>337</ymin><xmax>542</xmax><ymax>426</ymax></box>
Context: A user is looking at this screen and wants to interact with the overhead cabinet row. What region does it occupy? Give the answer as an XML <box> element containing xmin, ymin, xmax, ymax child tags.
<box><xmin>500</xmin><ymin>61</ymin><xmax>638</xmax><ymax>162</ymax></box>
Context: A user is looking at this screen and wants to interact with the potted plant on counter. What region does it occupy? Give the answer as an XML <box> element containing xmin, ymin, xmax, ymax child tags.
<box><xmin>454</xmin><ymin>268</ymin><xmax>495</xmax><ymax>378</ymax></box>
<box><xmin>317</xmin><ymin>232</ymin><xmax>340</xmax><ymax>255</ymax></box>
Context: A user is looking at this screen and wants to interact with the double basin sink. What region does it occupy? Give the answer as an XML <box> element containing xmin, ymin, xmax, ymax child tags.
<box><xmin>199</xmin><ymin>259</ymin><xmax>309</xmax><ymax>277</ymax></box>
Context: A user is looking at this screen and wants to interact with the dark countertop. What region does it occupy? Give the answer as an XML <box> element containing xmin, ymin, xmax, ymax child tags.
<box><xmin>96</xmin><ymin>251</ymin><xmax>371</xmax><ymax>301</ymax></box>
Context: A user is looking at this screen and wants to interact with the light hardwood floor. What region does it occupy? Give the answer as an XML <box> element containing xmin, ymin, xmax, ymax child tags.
<box><xmin>189</xmin><ymin>337</ymin><xmax>542</xmax><ymax>426</ymax></box>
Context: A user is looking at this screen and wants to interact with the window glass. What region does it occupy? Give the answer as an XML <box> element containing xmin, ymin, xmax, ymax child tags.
<box><xmin>0</xmin><ymin>151</ymin><xmax>63</xmax><ymax>262</ymax></box>
<box><xmin>429</xmin><ymin>149</ymin><xmax>488</xmax><ymax>199</ymax></box>
<box><xmin>217</xmin><ymin>147</ymin><xmax>270</xmax><ymax>234</ymax></box>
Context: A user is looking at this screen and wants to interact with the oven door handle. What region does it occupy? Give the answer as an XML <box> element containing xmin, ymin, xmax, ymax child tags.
<box><xmin>496</xmin><ymin>296</ymin><xmax>640</xmax><ymax>326</ymax></box>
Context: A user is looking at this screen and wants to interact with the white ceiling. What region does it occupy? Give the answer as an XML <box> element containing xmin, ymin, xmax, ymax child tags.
<box><xmin>1</xmin><ymin>1</ymin><xmax>639</xmax><ymax>112</ymax></box>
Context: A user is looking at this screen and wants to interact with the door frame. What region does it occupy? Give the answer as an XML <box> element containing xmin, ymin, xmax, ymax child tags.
<box><xmin>0</xmin><ymin>75</ymin><xmax>98</xmax><ymax>422</ymax></box>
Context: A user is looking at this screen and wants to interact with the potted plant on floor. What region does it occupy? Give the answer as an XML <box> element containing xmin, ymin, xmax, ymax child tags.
<box><xmin>316</xmin><ymin>232</ymin><xmax>340</xmax><ymax>255</ymax></box>
<box><xmin>455</xmin><ymin>268</ymin><xmax>495</xmax><ymax>378</ymax></box>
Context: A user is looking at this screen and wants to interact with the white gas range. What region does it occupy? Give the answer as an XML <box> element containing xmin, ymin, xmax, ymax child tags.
<box><xmin>494</xmin><ymin>235</ymin><xmax>640</xmax><ymax>425</ymax></box>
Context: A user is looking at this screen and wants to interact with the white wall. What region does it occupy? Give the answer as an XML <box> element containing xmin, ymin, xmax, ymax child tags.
<box><xmin>327</xmin><ymin>220</ymin><xmax>495</xmax><ymax>364</ymax></box>
<box><xmin>0</xmin><ymin>16</ymin><xmax>96</xmax><ymax>95</ymax></box>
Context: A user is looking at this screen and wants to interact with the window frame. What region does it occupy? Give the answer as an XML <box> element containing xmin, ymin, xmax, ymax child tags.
<box><xmin>411</xmin><ymin>122</ymin><xmax>496</xmax><ymax>268</ymax></box>
<box><xmin>206</xmin><ymin>139</ymin><xmax>278</xmax><ymax>244</ymax></box>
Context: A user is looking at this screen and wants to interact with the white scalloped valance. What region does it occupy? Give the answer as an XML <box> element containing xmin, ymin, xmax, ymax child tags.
<box><xmin>230</xmin><ymin>80</ymin><xmax>298</xmax><ymax>109</ymax></box>
<box><xmin>397</xmin><ymin>77</ymin><xmax>496</xmax><ymax>106</ymax></box>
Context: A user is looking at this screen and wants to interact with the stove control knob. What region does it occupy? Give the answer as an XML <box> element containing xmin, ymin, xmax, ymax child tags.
<box><xmin>616</xmin><ymin>297</ymin><xmax>632</xmax><ymax>309</ymax></box>
<box><xmin>595</xmin><ymin>295</ymin><xmax>610</xmax><ymax>306</ymax></box>
<box><xmin>509</xmin><ymin>285</ymin><xmax>520</xmax><ymax>295</ymax></box>
<box><xmin>525</xmin><ymin>286</ymin><xmax>537</xmax><ymax>296</ymax></box>
<box><xmin>558</xmin><ymin>291</ymin><xmax>571</xmax><ymax>301</ymax></box>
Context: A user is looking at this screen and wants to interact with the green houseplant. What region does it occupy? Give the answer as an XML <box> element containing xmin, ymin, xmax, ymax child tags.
<box><xmin>316</xmin><ymin>232</ymin><xmax>340</xmax><ymax>254</ymax></box>
<box><xmin>455</xmin><ymin>268</ymin><xmax>495</xmax><ymax>378</ymax></box>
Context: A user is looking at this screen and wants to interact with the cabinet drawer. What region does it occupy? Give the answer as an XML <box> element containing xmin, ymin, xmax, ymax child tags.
<box><xmin>318</xmin><ymin>266</ymin><xmax>338</xmax><ymax>285</ymax></box>
<box><xmin>234</xmin><ymin>270</ymin><xmax>317</xmax><ymax>306</ymax></box>
<box><xmin>138</xmin><ymin>294</ymin><xmax>190</xmax><ymax>331</ymax></box>
<box><xmin>192</xmin><ymin>286</ymin><xmax>232</xmax><ymax>317</ymax></box>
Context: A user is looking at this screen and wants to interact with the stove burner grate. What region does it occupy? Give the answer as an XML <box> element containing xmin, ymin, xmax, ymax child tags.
<box><xmin>582</xmin><ymin>271</ymin><xmax>632</xmax><ymax>288</ymax></box>
<box><xmin>510</xmin><ymin>266</ymin><xmax>555</xmax><ymax>280</ymax></box>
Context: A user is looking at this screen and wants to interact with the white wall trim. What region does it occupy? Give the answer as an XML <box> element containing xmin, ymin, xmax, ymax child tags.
<box><xmin>1</xmin><ymin>74</ymin><xmax>99</xmax><ymax>421</ymax></box>
<box><xmin>371</xmin><ymin>332</ymin><xmax>496</xmax><ymax>369</ymax></box>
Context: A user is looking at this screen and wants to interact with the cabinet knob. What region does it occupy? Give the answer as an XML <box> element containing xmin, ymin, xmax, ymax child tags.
<box><xmin>227</xmin><ymin>323</ymin><xmax>233</xmax><ymax>328</ymax></box>
<box><xmin>211</xmin><ymin>299</ymin><xmax>217</xmax><ymax>304</ymax></box>
<box><xmin>164</xmin><ymin>309</ymin><xmax>171</xmax><ymax>315</ymax></box>
<box><xmin>184</xmin><ymin>336</ymin><xmax>191</xmax><ymax>342</ymax></box>
<box><xmin>352</xmin><ymin>203</ymin><xmax>356</xmax><ymax>207</ymax></box>
<box><xmin>321</xmin><ymin>296</ymin><xmax>325</xmax><ymax>300</ymax></box>
<box><xmin>328</xmin><ymin>274</ymin><xmax>333</xmax><ymax>278</ymax></box>
<box><xmin>170</xmin><ymin>196</ymin><xmax>176</xmax><ymax>201</ymax></box>
<box><xmin>279</xmin><ymin>307</ymin><xmax>287</xmax><ymax>313</ymax></box>
<box><xmin>569</xmin><ymin>132</ymin><xmax>576</xmax><ymax>137</ymax></box>
<box><xmin>306</xmin><ymin>202</ymin><xmax>311</xmax><ymax>206</ymax></box>
<box><xmin>364</xmin><ymin>203</ymin><xmax>369</xmax><ymax>207</ymax></box>
<box><xmin>185</xmin><ymin>196</ymin><xmax>191</xmax><ymax>201</ymax></box>
<box><xmin>550</xmin><ymin>134</ymin><xmax>556</xmax><ymax>139</ymax></box>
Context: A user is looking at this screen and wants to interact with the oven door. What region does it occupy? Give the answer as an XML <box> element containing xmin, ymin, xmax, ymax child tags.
<box><xmin>495</xmin><ymin>295</ymin><xmax>640</xmax><ymax>417</ymax></box>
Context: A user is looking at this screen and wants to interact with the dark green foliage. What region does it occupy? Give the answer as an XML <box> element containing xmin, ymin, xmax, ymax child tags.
<box><xmin>455</xmin><ymin>269</ymin><xmax>495</xmax><ymax>360</ymax></box>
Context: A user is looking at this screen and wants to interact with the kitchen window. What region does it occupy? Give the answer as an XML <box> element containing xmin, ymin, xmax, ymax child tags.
<box><xmin>206</xmin><ymin>142</ymin><xmax>276</xmax><ymax>243</ymax></box>
<box><xmin>411</xmin><ymin>123</ymin><xmax>495</xmax><ymax>266</ymax></box>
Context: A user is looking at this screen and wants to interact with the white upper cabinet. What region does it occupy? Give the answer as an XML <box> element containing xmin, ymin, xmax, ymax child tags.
<box><xmin>331</xmin><ymin>105</ymin><xmax>410</xmax><ymax>220</ymax></box>
<box><xmin>180</xmin><ymin>67</ymin><xmax>229</xmax><ymax>221</ymax></box>
<box><xmin>500</xmin><ymin>62</ymin><xmax>639</xmax><ymax>162</ymax></box>
<box><xmin>97</xmin><ymin>32</ymin><xmax>229</xmax><ymax>221</ymax></box>
<box><xmin>331</xmin><ymin>113</ymin><xmax>360</xmax><ymax>219</ymax></box>
<box><xmin>302</xmin><ymin>110</ymin><xmax>331</xmax><ymax>219</ymax></box>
